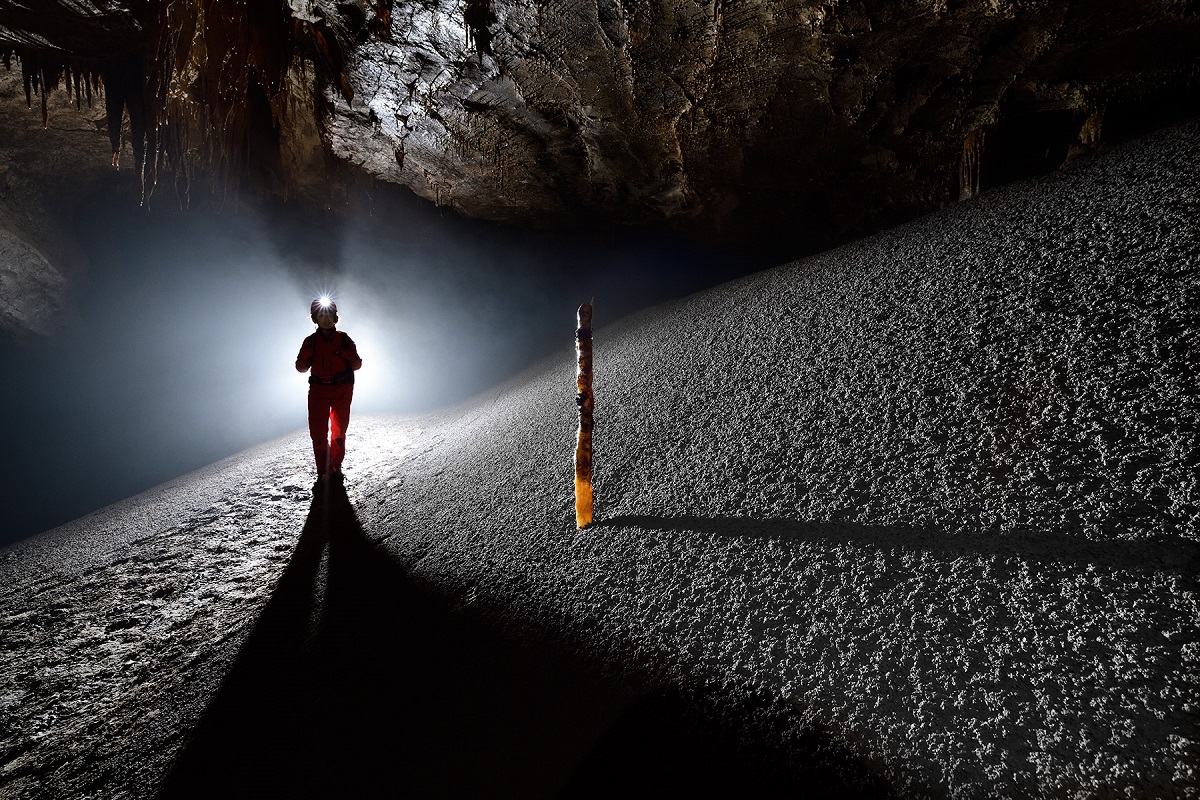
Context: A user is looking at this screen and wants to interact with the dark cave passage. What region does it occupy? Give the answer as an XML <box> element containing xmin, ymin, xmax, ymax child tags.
<box><xmin>981</xmin><ymin>108</ymin><xmax>1085</xmax><ymax>190</ymax></box>
<box><xmin>979</xmin><ymin>84</ymin><xmax>1200</xmax><ymax>194</ymax></box>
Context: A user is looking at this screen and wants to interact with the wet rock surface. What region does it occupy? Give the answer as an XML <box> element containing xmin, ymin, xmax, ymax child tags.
<box><xmin>2</xmin><ymin>121</ymin><xmax>1198</xmax><ymax>798</ymax></box>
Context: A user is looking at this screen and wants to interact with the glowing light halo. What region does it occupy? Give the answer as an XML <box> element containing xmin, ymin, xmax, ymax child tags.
<box><xmin>309</xmin><ymin>286</ymin><xmax>339</xmax><ymax>317</ymax></box>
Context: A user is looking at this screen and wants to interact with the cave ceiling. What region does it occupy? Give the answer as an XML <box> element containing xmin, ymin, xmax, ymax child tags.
<box><xmin>1</xmin><ymin>0</ymin><xmax>1198</xmax><ymax>264</ymax></box>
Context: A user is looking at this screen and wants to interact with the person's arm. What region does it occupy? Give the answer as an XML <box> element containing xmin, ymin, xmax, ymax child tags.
<box><xmin>338</xmin><ymin>334</ymin><xmax>363</xmax><ymax>370</ymax></box>
<box><xmin>295</xmin><ymin>336</ymin><xmax>314</xmax><ymax>372</ymax></box>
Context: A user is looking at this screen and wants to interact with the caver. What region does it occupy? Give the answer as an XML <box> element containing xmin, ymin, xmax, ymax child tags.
<box><xmin>295</xmin><ymin>297</ymin><xmax>363</xmax><ymax>482</ymax></box>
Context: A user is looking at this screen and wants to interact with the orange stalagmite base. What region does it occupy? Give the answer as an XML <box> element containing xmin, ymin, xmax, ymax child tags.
<box><xmin>574</xmin><ymin>475</ymin><xmax>593</xmax><ymax>527</ymax></box>
<box><xmin>575</xmin><ymin>302</ymin><xmax>594</xmax><ymax>528</ymax></box>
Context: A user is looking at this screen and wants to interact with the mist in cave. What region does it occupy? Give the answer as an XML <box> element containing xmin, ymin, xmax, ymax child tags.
<box><xmin>0</xmin><ymin>183</ymin><xmax>766</xmax><ymax>547</ymax></box>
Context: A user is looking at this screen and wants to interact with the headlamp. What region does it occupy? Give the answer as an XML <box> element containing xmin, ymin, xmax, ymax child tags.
<box><xmin>310</xmin><ymin>295</ymin><xmax>339</xmax><ymax>321</ymax></box>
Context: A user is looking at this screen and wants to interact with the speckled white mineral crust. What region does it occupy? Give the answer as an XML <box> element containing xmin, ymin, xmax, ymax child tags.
<box><xmin>373</xmin><ymin>120</ymin><xmax>1199</xmax><ymax>799</ymax></box>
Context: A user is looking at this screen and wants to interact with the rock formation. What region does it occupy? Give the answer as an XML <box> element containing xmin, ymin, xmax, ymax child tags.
<box><xmin>0</xmin><ymin>0</ymin><xmax>1197</xmax><ymax>332</ymax></box>
<box><xmin>328</xmin><ymin>0</ymin><xmax>1198</xmax><ymax>246</ymax></box>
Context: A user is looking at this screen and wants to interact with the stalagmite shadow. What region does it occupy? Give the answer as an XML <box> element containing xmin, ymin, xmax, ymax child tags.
<box><xmin>600</xmin><ymin>515</ymin><xmax>1200</xmax><ymax>577</ymax></box>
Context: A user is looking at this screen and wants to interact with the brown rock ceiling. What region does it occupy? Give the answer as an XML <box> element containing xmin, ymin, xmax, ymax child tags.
<box><xmin>2</xmin><ymin>0</ymin><xmax>1198</xmax><ymax>251</ymax></box>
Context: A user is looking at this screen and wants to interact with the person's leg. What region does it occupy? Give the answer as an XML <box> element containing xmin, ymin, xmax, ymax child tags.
<box><xmin>328</xmin><ymin>385</ymin><xmax>353</xmax><ymax>472</ymax></box>
<box><xmin>308</xmin><ymin>387</ymin><xmax>333</xmax><ymax>475</ymax></box>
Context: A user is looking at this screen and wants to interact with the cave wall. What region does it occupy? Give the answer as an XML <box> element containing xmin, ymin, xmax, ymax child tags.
<box><xmin>0</xmin><ymin>68</ymin><xmax>112</xmax><ymax>335</ymax></box>
<box><xmin>0</xmin><ymin>0</ymin><xmax>1196</xmax><ymax>310</ymax></box>
<box><xmin>324</xmin><ymin>0</ymin><xmax>1199</xmax><ymax>243</ymax></box>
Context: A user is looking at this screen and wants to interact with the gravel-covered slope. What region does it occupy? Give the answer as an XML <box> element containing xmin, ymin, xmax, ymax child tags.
<box><xmin>1</xmin><ymin>120</ymin><xmax>1196</xmax><ymax>799</ymax></box>
<box><xmin>360</xmin><ymin>120</ymin><xmax>1199</xmax><ymax>798</ymax></box>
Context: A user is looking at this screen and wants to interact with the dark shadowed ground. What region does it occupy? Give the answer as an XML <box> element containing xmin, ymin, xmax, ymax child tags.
<box><xmin>157</xmin><ymin>480</ymin><xmax>888</xmax><ymax>798</ymax></box>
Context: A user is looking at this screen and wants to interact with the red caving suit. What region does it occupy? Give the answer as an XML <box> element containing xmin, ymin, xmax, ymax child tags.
<box><xmin>295</xmin><ymin>328</ymin><xmax>363</xmax><ymax>476</ymax></box>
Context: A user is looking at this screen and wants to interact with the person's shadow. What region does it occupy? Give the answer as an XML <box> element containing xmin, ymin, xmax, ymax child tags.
<box><xmin>154</xmin><ymin>480</ymin><xmax>391</xmax><ymax>798</ymax></box>
<box><xmin>158</xmin><ymin>479</ymin><xmax>503</xmax><ymax>797</ymax></box>
<box><xmin>156</xmin><ymin>483</ymin><xmax>647</xmax><ymax>798</ymax></box>
<box><xmin>157</xmin><ymin>487</ymin><xmax>893</xmax><ymax>799</ymax></box>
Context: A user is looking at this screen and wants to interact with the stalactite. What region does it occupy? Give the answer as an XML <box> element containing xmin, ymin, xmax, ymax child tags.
<box><xmin>6</xmin><ymin>48</ymin><xmax>103</xmax><ymax>129</ymax></box>
<box><xmin>20</xmin><ymin>48</ymin><xmax>34</xmax><ymax>107</ymax></box>
<box><xmin>299</xmin><ymin>20</ymin><xmax>353</xmax><ymax>103</ymax></box>
<box><xmin>1078</xmin><ymin>112</ymin><xmax>1102</xmax><ymax>146</ymax></box>
<box><xmin>140</xmin><ymin>0</ymin><xmax>374</xmax><ymax>203</ymax></box>
<box><xmin>102</xmin><ymin>56</ymin><xmax>147</xmax><ymax>169</ymax></box>
<box><xmin>38</xmin><ymin>66</ymin><xmax>47</xmax><ymax>127</ymax></box>
<box><xmin>960</xmin><ymin>127</ymin><xmax>985</xmax><ymax>200</ymax></box>
<box><xmin>3</xmin><ymin>0</ymin><xmax>381</xmax><ymax>204</ymax></box>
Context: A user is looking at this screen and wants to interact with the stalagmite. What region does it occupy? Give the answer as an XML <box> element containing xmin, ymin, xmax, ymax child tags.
<box><xmin>574</xmin><ymin>302</ymin><xmax>594</xmax><ymax>528</ymax></box>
